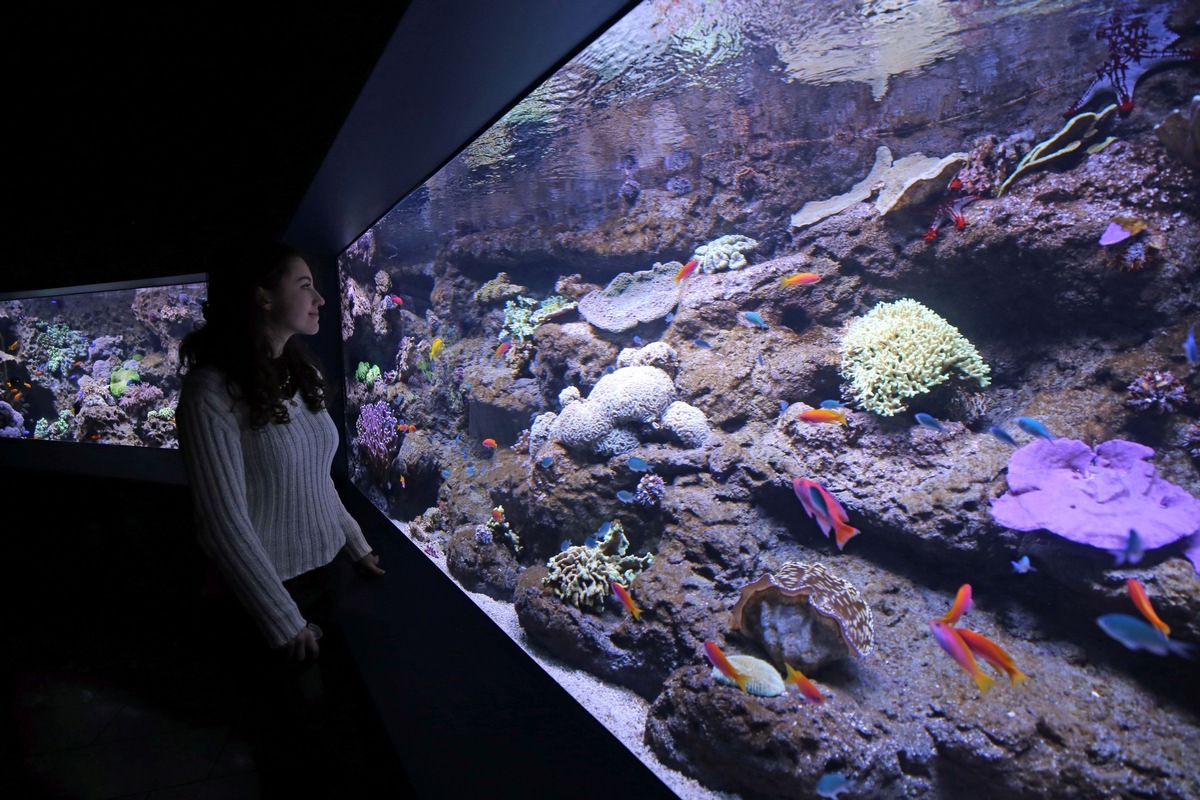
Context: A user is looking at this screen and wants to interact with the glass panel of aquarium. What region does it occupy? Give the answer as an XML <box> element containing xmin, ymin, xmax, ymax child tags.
<box><xmin>0</xmin><ymin>276</ymin><xmax>205</xmax><ymax>448</ymax></box>
<box><xmin>338</xmin><ymin>1</ymin><xmax>1200</xmax><ymax>798</ymax></box>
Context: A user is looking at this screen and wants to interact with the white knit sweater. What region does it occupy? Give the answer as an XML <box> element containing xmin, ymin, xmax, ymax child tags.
<box><xmin>177</xmin><ymin>367</ymin><xmax>372</xmax><ymax>647</ymax></box>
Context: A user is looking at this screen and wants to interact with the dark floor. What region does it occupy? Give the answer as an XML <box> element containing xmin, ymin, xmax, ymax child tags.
<box><xmin>2</xmin><ymin>476</ymin><xmax>413</xmax><ymax>800</ymax></box>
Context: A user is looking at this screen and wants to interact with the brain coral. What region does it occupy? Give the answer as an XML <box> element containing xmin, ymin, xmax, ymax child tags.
<box><xmin>660</xmin><ymin>401</ymin><xmax>711</xmax><ymax>449</ymax></box>
<box><xmin>839</xmin><ymin>298</ymin><xmax>991</xmax><ymax>416</ymax></box>
<box><xmin>548</xmin><ymin>365</ymin><xmax>676</xmax><ymax>454</ymax></box>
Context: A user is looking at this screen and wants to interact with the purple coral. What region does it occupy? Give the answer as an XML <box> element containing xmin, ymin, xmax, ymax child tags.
<box><xmin>634</xmin><ymin>473</ymin><xmax>666</xmax><ymax>506</ymax></box>
<box><xmin>473</xmin><ymin>524</ymin><xmax>494</xmax><ymax>545</ymax></box>
<box><xmin>355</xmin><ymin>400</ymin><xmax>398</xmax><ymax>476</ymax></box>
<box><xmin>990</xmin><ymin>438</ymin><xmax>1200</xmax><ymax>570</ymax></box>
<box><xmin>1126</xmin><ymin>370</ymin><xmax>1186</xmax><ymax>413</ymax></box>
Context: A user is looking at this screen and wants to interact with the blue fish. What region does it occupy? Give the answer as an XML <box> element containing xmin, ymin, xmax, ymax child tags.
<box><xmin>819</xmin><ymin>400</ymin><xmax>842</xmax><ymax>410</ymax></box>
<box><xmin>1185</xmin><ymin>325</ymin><xmax>1198</xmax><ymax>366</ymax></box>
<box><xmin>914</xmin><ymin>413</ymin><xmax>945</xmax><ymax>431</ymax></box>
<box><xmin>540</xmin><ymin>456</ymin><xmax>554</xmax><ymax>468</ymax></box>
<box><xmin>815</xmin><ymin>772</ymin><xmax>853</xmax><ymax>798</ymax></box>
<box><xmin>756</xmin><ymin>353</ymin><xmax>764</xmax><ymax>366</ymax></box>
<box><xmin>462</xmin><ymin>383</ymin><xmax>472</xmax><ymax>391</ymax></box>
<box><xmin>1016</xmin><ymin>417</ymin><xmax>1054</xmax><ymax>441</ymax></box>
<box><xmin>560</xmin><ymin>539</ymin><xmax>572</xmax><ymax>552</ymax></box>
<box><xmin>466</xmin><ymin>465</ymin><xmax>477</xmax><ymax>476</ymax></box>
<box><xmin>988</xmin><ymin>426</ymin><xmax>1018</xmax><ymax>446</ymax></box>
<box><xmin>1096</xmin><ymin>614</ymin><xmax>1196</xmax><ymax>658</ymax></box>
<box><xmin>627</xmin><ymin>456</ymin><xmax>650</xmax><ymax>472</ymax></box>
<box><xmin>1011</xmin><ymin>555</ymin><xmax>1036</xmax><ymax>574</ymax></box>
<box><xmin>780</xmin><ymin>400</ymin><xmax>789</xmax><ymax>414</ymax></box>
<box><xmin>633</xmin><ymin>335</ymin><xmax>644</xmax><ymax>346</ymax></box>
<box><xmin>617</xmin><ymin>490</ymin><xmax>635</xmax><ymax>503</ymax></box>
<box><xmin>605</xmin><ymin>366</ymin><xmax>616</xmax><ymax>374</ymax></box>
<box><xmin>597</xmin><ymin>521</ymin><xmax>611</xmax><ymax>537</ymax></box>
<box><xmin>583</xmin><ymin>536</ymin><xmax>598</xmax><ymax>549</ymax></box>
<box><xmin>441</xmin><ymin>469</ymin><xmax>452</xmax><ymax>478</ymax></box>
<box><xmin>694</xmin><ymin>338</ymin><xmax>711</xmax><ymax>348</ymax></box>
<box><xmin>1112</xmin><ymin>529</ymin><xmax>1144</xmax><ymax>566</ymax></box>
<box><xmin>665</xmin><ymin>312</ymin><xmax>675</xmax><ymax>324</ymax></box>
<box><xmin>745</xmin><ymin>311</ymin><xmax>767</xmax><ymax>330</ymax></box>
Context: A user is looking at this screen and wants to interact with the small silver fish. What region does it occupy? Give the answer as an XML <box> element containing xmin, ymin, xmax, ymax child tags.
<box><xmin>1112</xmin><ymin>529</ymin><xmax>1144</xmax><ymax>566</ymax></box>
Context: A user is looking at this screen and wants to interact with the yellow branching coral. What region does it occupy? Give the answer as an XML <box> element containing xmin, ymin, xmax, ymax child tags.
<box><xmin>839</xmin><ymin>298</ymin><xmax>990</xmax><ymax>416</ymax></box>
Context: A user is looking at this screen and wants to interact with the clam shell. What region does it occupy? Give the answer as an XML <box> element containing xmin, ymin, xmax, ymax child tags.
<box><xmin>731</xmin><ymin>562</ymin><xmax>874</xmax><ymax>658</ymax></box>
<box><xmin>711</xmin><ymin>654</ymin><xmax>786</xmax><ymax>697</ymax></box>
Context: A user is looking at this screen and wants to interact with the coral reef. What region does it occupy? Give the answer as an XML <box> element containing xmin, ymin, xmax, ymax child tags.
<box><xmin>542</xmin><ymin>365</ymin><xmax>676</xmax><ymax>456</ymax></box>
<box><xmin>990</xmin><ymin>438</ymin><xmax>1200</xmax><ymax>563</ymax></box>
<box><xmin>1155</xmin><ymin>95</ymin><xmax>1200</xmax><ymax>168</ymax></box>
<box><xmin>1126</xmin><ymin>370</ymin><xmax>1187</xmax><ymax>413</ymax></box>
<box><xmin>577</xmin><ymin>262</ymin><xmax>682</xmax><ymax>334</ymax></box>
<box><xmin>873</xmin><ymin>150</ymin><xmax>966</xmax><ymax>215</ymax></box>
<box><xmin>633</xmin><ymin>473</ymin><xmax>666</xmax><ymax>507</ymax></box>
<box><xmin>354</xmin><ymin>400</ymin><xmax>398</xmax><ymax>480</ymax></box>
<box><xmin>690</xmin><ymin>234</ymin><xmax>758</xmax><ymax>274</ymax></box>
<box><xmin>541</xmin><ymin>521</ymin><xmax>653</xmax><ymax>612</ymax></box>
<box><xmin>838</xmin><ymin>298</ymin><xmax>991</xmax><ymax>416</ymax></box>
<box><xmin>790</xmin><ymin>145</ymin><xmax>893</xmax><ymax>230</ymax></box>
<box><xmin>996</xmin><ymin>104</ymin><xmax>1117</xmax><ymax>196</ymax></box>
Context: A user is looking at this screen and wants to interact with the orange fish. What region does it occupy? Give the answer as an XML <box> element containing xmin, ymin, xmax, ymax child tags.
<box><xmin>389</xmin><ymin>294</ymin><xmax>404</xmax><ymax>305</ymax></box>
<box><xmin>1127</xmin><ymin>578</ymin><xmax>1170</xmax><ymax>636</ymax></box>
<box><xmin>784</xmin><ymin>663</ymin><xmax>825</xmax><ymax>705</ymax></box>
<box><xmin>491</xmin><ymin>509</ymin><xmax>503</xmax><ymax>522</ymax></box>
<box><xmin>611</xmin><ymin>581</ymin><xmax>643</xmax><ymax>621</ymax></box>
<box><xmin>399</xmin><ymin>475</ymin><xmax>406</xmax><ymax>489</ymax></box>
<box><xmin>674</xmin><ymin>259</ymin><xmax>699</xmax><ymax>283</ymax></box>
<box><xmin>939</xmin><ymin>584</ymin><xmax>974</xmax><ymax>626</ymax></box>
<box><xmin>703</xmin><ymin>640</ymin><xmax>750</xmax><ymax>693</ymax></box>
<box><xmin>781</xmin><ymin>273</ymin><xmax>820</xmax><ymax>288</ymax></box>
<box><xmin>482</xmin><ymin>438</ymin><xmax>497</xmax><ymax>450</ymax></box>
<box><xmin>797</xmin><ymin>408</ymin><xmax>847</xmax><ymax>426</ymax></box>
<box><xmin>6</xmin><ymin>340</ymin><xmax>17</xmax><ymax>351</ymax></box>
<box><xmin>495</xmin><ymin>340</ymin><xmax>513</xmax><ymax>358</ymax></box>
<box><xmin>954</xmin><ymin>628</ymin><xmax>1027</xmax><ymax>687</ymax></box>
<box><xmin>407</xmin><ymin>424</ymin><xmax>417</xmax><ymax>433</ymax></box>
<box><xmin>929</xmin><ymin>619</ymin><xmax>994</xmax><ymax>696</ymax></box>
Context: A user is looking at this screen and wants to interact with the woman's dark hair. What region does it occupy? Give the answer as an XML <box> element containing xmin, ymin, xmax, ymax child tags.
<box><xmin>179</xmin><ymin>240</ymin><xmax>326</xmax><ymax>428</ymax></box>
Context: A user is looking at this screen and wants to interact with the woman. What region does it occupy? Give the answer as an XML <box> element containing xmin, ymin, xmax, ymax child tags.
<box><xmin>178</xmin><ymin>241</ymin><xmax>383</xmax><ymax>657</ymax></box>
<box><xmin>177</xmin><ymin>240</ymin><xmax>395</xmax><ymax>795</ymax></box>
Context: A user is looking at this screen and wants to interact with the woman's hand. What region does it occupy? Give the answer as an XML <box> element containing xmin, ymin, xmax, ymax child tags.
<box><xmin>355</xmin><ymin>551</ymin><xmax>385</xmax><ymax>577</ymax></box>
<box><xmin>284</xmin><ymin>623</ymin><xmax>321</xmax><ymax>662</ymax></box>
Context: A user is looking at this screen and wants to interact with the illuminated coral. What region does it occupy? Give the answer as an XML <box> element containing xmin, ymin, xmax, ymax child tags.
<box><xmin>633</xmin><ymin>473</ymin><xmax>666</xmax><ymax>507</ymax></box>
<box><xmin>839</xmin><ymin>299</ymin><xmax>990</xmax><ymax>416</ymax></box>
<box><xmin>1127</xmin><ymin>370</ymin><xmax>1186</xmax><ymax>413</ymax></box>
<box><xmin>354</xmin><ymin>400</ymin><xmax>397</xmax><ymax>479</ymax></box>
<box><xmin>541</xmin><ymin>520</ymin><xmax>652</xmax><ymax>612</ymax></box>
<box><xmin>691</xmin><ymin>234</ymin><xmax>758</xmax><ymax>274</ymax></box>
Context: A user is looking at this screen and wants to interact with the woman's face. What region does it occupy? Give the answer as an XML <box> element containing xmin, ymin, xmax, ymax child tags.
<box><xmin>260</xmin><ymin>255</ymin><xmax>324</xmax><ymax>355</ymax></box>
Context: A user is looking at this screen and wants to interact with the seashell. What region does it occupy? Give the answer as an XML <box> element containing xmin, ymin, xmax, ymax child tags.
<box><xmin>711</xmin><ymin>654</ymin><xmax>786</xmax><ymax>697</ymax></box>
<box><xmin>731</xmin><ymin>562</ymin><xmax>874</xmax><ymax>672</ymax></box>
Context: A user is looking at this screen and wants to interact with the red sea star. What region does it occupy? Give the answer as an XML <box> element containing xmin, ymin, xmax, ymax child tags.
<box><xmin>1067</xmin><ymin>9</ymin><xmax>1199</xmax><ymax>117</ymax></box>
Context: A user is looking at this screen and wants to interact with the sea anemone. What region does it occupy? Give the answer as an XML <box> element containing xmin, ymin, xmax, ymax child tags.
<box><xmin>634</xmin><ymin>473</ymin><xmax>666</xmax><ymax>506</ymax></box>
<box><xmin>1183</xmin><ymin>422</ymin><xmax>1200</xmax><ymax>459</ymax></box>
<box><xmin>1126</xmin><ymin>370</ymin><xmax>1187</xmax><ymax>413</ymax></box>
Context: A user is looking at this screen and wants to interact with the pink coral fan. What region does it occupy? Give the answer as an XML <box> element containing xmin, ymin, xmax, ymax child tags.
<box><xmin>1126</xmin><ymin>370</ymin><xmax>1186</xmax><ymax>413</ymax></box>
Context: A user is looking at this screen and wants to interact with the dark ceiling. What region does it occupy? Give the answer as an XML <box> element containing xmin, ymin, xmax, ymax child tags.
<box><xmin>7</xmin><ymin>4</ymin><xmax>409</xmax><ymax>293</ymax></box>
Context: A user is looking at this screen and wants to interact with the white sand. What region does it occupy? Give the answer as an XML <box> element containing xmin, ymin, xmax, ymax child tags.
<box><xmin>398</xmin><ymin>521</ymin><xmax>735</xmax><ymax>800</ymax></box>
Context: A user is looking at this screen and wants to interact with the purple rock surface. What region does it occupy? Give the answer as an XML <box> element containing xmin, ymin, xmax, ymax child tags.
<box><xmin>990</xmin><ymin>438</ymin><xmax>1200</xmax><ymax>554</ymax></box>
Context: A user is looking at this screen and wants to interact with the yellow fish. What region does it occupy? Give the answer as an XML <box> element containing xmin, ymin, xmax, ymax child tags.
<box><xmin>429</xmin><ymin>337</ymin><xmax>445</xmax><ymax>359</ymax></box>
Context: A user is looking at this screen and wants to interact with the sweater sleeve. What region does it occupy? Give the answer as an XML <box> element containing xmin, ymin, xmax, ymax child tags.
<box><xmin>177</xmin><ymin>372</ymin><xmax>306</xmax><ymax>648</ymax></box>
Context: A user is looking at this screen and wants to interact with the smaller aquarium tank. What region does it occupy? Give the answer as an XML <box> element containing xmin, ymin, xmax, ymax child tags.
<box><xmin>0</xmin><ymin>276</ymin><xmax>206</xmax><ymax>448</ymax></box>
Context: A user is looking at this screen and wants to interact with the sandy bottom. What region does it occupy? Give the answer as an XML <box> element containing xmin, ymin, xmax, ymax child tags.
<box><xmin>396</xmin><ymin>520</ymin><xmax>735</xmax><ymax>800</ymax></box>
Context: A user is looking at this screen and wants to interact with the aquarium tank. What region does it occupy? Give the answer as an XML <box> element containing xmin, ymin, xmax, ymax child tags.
<box><xmin>0</xmin><ymin>276</ymin><xmax>205</xmax><ymax>448</ymax></box>
<box><xmin>337</xmin><ymin>0</ymin><xmax>1199</xmax><ymax>797</ymax></box>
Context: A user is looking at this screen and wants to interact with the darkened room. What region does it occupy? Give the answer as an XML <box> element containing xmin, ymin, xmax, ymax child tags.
<box><xmin>4</xmin><ymin>3</ymin><xmax>676</xmax><ymax>798</ymax></box>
